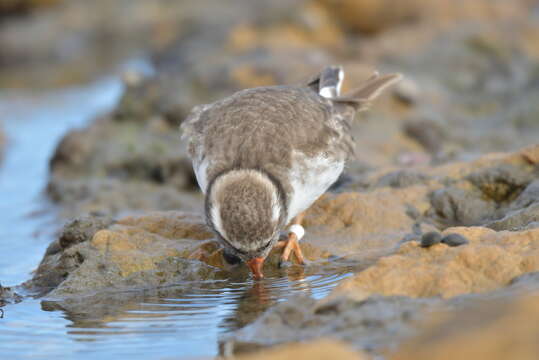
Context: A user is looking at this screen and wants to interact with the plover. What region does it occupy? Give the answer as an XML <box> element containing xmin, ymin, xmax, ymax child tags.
<box><xmin>181</xmin><ymin>66</ymin><xmax>401</xmax><ymax>279</ymax></box>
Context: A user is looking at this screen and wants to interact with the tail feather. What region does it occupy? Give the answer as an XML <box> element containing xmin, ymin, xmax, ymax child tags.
<box><xmin>333</xmin><ymin>72</ymin><xmax>402</xmax><ymax>109</ymax></box>
<box><xmin>306</xmin><ymin>66</ymin><xmax>401</xmax><ymax>107</ymax></box>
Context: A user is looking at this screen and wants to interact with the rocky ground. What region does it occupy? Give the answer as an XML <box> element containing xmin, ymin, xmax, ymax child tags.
<box><xmin>2</xmin><ymin>0</ymin><xmax>539</xmax><ymax>359</ymax></box>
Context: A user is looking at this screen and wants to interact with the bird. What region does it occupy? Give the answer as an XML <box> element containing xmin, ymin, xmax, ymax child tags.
<box><xmin>181</xmin><ymin>65</ymin><xmax>401</xmax><ymax>279</ymax></box>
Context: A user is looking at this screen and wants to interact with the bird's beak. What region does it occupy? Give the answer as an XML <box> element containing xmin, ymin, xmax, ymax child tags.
<box><xmin>246</xmin><ymin>257</ymin><xmax>265</xmax><ymax>280</ymax></box>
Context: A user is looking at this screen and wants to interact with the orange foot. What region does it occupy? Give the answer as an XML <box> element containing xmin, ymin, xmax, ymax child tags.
<box><xmin>274</xmin><ymin>225</ymin><xmax>305</xmax><ymax>266</ymax></box>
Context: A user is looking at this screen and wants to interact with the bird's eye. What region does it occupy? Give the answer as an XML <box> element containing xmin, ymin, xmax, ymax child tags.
<box><xmin>223</xmin><ymin>249</ymin><xmax>241</xmax><ymax>265</ymax></box>
<box><xmin>235</xmin><ymin>247</ymin><xmax>247</xmax><ymax>256</ymax></box>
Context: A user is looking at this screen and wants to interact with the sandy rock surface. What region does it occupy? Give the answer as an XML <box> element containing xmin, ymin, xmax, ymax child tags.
<box><xmin>334</xmin><ymin>226</ymin><xmax>539</xmax><ymax>299</ymax></box>
<box><xmin>391</xmin><ymin>289</ymin><xmax>539</xmax><ymax>360</ymax></box>
<box><xmin>235</xmin><ymin>339</ymin><xmax>367</xmax><ymax>360</ymax></box>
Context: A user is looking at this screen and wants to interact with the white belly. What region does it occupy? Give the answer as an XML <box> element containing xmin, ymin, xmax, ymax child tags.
<box><xmin>286</xmin><ymin>152</ymin><xmax>344</xmax><ymax>223</ymax></box>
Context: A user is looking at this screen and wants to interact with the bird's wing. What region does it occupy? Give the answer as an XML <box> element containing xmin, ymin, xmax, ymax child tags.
<box><xmin>180</xmin><ymin>103</ymin><xmax>212</xmax><ymax>192</ymax></box>
<box><xmin>180</xmin><ymin>103</ymin><xmax>209</xmax><ymax>159</ymax></box>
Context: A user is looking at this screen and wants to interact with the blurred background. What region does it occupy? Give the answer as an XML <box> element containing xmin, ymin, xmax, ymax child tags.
<box><xmin>1</xmin><ymin>0</ymin><xmax>539</xmax><ymax>359</ymax></box>
<box><xmin>2</xmin><ymin>0</ymin><xmax>539</xmax><ymax>217</ymax></box>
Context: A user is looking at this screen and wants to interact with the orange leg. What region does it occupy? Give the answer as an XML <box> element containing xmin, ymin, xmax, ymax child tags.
<box><xmin>275</xmin><ymin>212</ymin><xmax>306</xmax><ymax>265</ymax></box>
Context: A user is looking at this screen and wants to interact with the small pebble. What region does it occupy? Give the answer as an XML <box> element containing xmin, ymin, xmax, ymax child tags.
<box><xmin>420</xmin><ymin>231</ymin><xmax>442</xmax><ymax>248</ymax></box>
<box><xmin>441</xmin><ymin>233</ymin><xmax>469</xmax><ymax>247</ymax></box>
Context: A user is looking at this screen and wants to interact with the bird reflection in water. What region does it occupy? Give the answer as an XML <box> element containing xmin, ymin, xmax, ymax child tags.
<box><xmin>38</xmin><ymin>262</ymin><xmax>348</xmax><ymax>356</ymax></box>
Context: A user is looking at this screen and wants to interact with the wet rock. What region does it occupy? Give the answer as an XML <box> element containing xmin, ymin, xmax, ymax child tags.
<box><xmin>49</xmin><ymin>116</ymin><xmax>197</xmax><ymax>190</ymax></box>
<box><xmin>24</xmin><ymin>212</ymin><xmax>220</xmax><ymax>296</ymax></box>
<box><xmin>233</xmin><ymin>339</ymin><xmax>367</xmax><ymax>360</ymax></box>
<box><xmin>25</xmin><ymin>210</ymin><xmax>336</xmax><ymax>297</ymax></box>
<box><xmin>424</xmin><ymin>145</ymin><xmax>539</xmax><ymax>181</ymax></box>
<box><xmin>392</xmin><ymin>292</ymin><xmax>539</xmax><ymax>360</ymax></box>
<box><xmin>420</xmin><ymin>232</ymin><xmax>441</xmax><ymax>248</ymax></box>
<box><xmin>48</xmin><ymin>107</ymin><xmax>200</xmax><ymax>216</ymax></box>
<box><xmin>467</xmin><ymin>164</ymin><xmax>534</xmax><ymax>203</ymax></box>
<box><xmin>440</xmin><ymin>233</ymin><xmax>469</xmax><ymax>247</ymax></box>
<box><xmin>332</xmin><ymin>226</ymin><xmax>539</xmax><ymax>299</ymax></box>
<box><xmin>424</xmin><ymin>146</ymin><xmax>539</xmax><ymax>228</ymax></box>
<box><xmin>510</xmin><ymin>180</ymin><xmax>539</xmax><ymax>209</ymax></box>
<box><xmin>222</xmin><ymin>294</ymin><xmax>441</xmax><ymax>357</ymax></box>
<box><xmin>58</xmin><ymin>216</ymin><xmax>114</xmax><ymax>250</ymax></box>
<box><xmin>403</xmin><ymin>117</ymin><xmax>447</xmax><ymax>154</ymax></box>
<box><xmin>375</xmin><ymin>169</ymin><xmax>430</xmax><ymax>189</ymax></box>
<box><xmin>0</xmin><ymin>283</ymin><xmax>22</xmax><ymax>306</ymax></box>
<box><xmin>508</xmin><ymin>271</ymin><xmax>539</xmax><ymax>288</ymax></box>
<box><xmin>47</xmin><ymin>177</ymin><xmax>202</xmax><ymax>217</ymax></box>
<box><xmin>486</xmin><ymin>203</ymin><xmax>539</xmax><ymax>231</ymax></box>
<box><xmin>429</xmin><ymin>187</ymin><xmax>497</xmax><ymax>226</ymax></box>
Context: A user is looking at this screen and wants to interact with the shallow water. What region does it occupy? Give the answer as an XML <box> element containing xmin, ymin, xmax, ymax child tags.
<box><xmin>2</xmin><ymin>271</ymin><xmax>350</xmax><ymax>359</ymax></box>
<box><xmin>0</xmin><ymin>69</ymin><xmax>351</xmax><ymax>359</ymax></box>
<box><xmin>0</xmin><ymin>77</ymin><xmax>123</xmax><ymax>286</ymax></box>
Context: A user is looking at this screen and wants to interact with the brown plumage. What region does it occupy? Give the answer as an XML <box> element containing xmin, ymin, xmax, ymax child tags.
<box><xmin>181</xmin><ymin>66</ymin><xmax>401</xmax><ymax>278</ymax></box>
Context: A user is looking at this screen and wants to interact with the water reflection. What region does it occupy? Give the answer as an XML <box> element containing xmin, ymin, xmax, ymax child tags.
<box><xmin>32</xmin><ymin>265</ymin><xmax>351</xmax><ymax>358</ymax></box>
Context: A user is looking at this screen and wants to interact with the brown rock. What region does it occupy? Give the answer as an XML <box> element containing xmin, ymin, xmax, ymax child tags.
<box><xmin>25</xmin><ymin>212</ymin><xmax>220</xmax><ymax>296</ymax></box>
<box><xmin>391</xmin><ymin>291</ymin><xmax>539</xmax><ymax>360</ymax></box>
<box><xmin>47</xmin><ymin>104</ymin><xmax>201</xmax><ymax>217</ymax></box>
<box><xmin>316</xmin><ymin>0</ymin><xmax>423</xmax><ymax>34</ymax></box>
<box><xmin>226</xmin><ymin>3</ymin><xmax>344</xmax><ymax>53</ymax></box>
<box><xmin>333</xmin><ymin>226</ymin><xmax>539</xmax><ymax>299</ymax></box>
<box><xmin>0</xmin><ymin>0</ymin><xmax>60</xmax><ymax>16</ymax></box>
<box><xmin>303</xmin><ymin>186</ymin><xmax>430</xmax><ymax>259</ymax></box>
<box><xmin>521</xmin><ymin>144</ymin><xmax>539</xmax><ymax>165</ymax></box>
<box><xmin>0</xmin><ymin>283</ymin><xmax>22</xmax><ymax>306</ymax></box>
<box><xmin>223</xmin><ymin>294</ymin><xmax>440</xmax><ymax>357</ymax></box>
<box><xmin>428</xmin><ymin>145</ymin><xmax>539</xmax><ymax>180</ymax></box>
<box><xmin>235</xmin><ymin>339</ymin><xmax>367</xmax><ymax>360</ymax></box>
<box><xmin>316</xmin><ymin>0</ymin><xmax>530</xmax><ymax>35</ymax></box>
<box><xmin>26</xmin><ymin>211</ymin><xmax>336</xmax><ymax>297</ymax></box>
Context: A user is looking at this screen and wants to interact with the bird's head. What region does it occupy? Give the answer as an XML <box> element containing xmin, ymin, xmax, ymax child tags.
<box><xmin>205</xmin><ymin>169</ymin><xmax>286</xmax><ymax>279</ymax></box>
